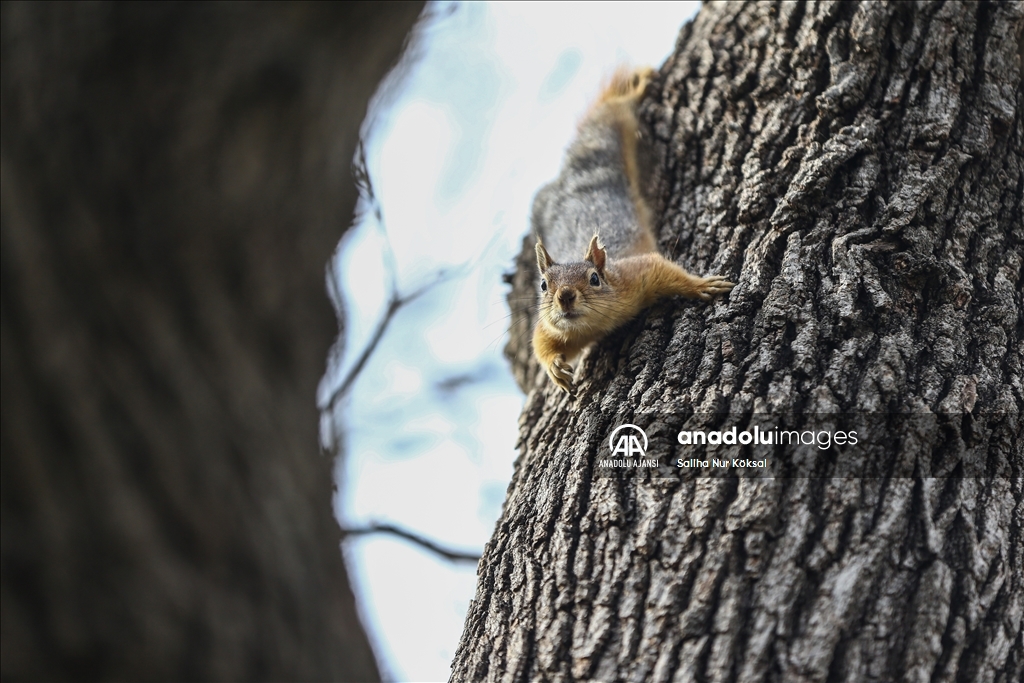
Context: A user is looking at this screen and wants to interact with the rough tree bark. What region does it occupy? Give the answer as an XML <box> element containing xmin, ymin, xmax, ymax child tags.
<box><xmin>1</xmin><ymin>2</ymin><xmax>422</xmax><ymax>680</ymax></box>
<box><xmin>456</xmin><ymin>2</ymin><xmax>1023</xmax><ymax>682</ymax></box>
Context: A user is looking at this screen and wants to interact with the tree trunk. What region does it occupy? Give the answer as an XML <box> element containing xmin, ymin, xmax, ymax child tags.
<box><xmin>1</xmin><ymin>2</ymin><xmax>422</xmax><ymax>680</ymax></box>
<box><xmin>457</xmin><ymin>2</ymin><xmax>1023</xmax><ymax>682</ymax></box>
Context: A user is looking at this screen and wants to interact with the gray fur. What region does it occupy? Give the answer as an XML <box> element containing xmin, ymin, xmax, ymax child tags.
<box><xmin>531</xmin><ymin>116</ymin><xmax>647</xmax><ymax>263</ymax></box>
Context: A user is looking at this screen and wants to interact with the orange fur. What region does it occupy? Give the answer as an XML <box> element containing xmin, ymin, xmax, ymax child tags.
<box><xmin>534</xmin><ymin>246</ymin><xmax>732</xmax><ymax>393</ymax></box>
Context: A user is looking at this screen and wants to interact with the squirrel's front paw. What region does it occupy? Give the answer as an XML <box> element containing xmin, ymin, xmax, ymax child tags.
<box><xmin>546</xmin><ymin>355</ymin><xmax>575</xmax><ymax>394</ymax></box>
<box><xmin>696</xmin><ymin>275</ymin><xmax>735</xmax><ymax>301</ymax></box>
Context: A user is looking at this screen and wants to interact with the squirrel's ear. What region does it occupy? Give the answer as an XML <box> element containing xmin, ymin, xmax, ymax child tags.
<box><xmin>584</xmin><ymin>235</ymin><xmax>606</xmax><ymax>273</ymax></box>
<box><xmin>536</xmin><ymin>240</ymin><xmax>555</xmax><ymax>273</ymax></box>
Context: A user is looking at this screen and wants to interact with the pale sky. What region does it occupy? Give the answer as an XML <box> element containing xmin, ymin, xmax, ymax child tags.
<box><xmin>322</xmin><ymin>2</ymin><xmax>701</xmax><ymax>680</ymax></box>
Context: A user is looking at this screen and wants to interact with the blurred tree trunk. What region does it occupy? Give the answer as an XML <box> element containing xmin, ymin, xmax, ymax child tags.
<box><xmin>1</xmin><ymin>2</ymin><xmax>422</xmax><ymax>680</ymax></box>
<box><xmin>458</xmin><ymin>2</ymin><xmax>1023</xmax><ymax>682</ymax></box>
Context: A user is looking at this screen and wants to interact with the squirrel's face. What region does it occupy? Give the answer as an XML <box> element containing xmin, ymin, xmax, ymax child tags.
<box><xmin>536</xmin><ymin>237</ymin><xmax>613</xmax><ymax>332</ymax></box>
<box><xmin>540</xmin><ymin>262</ymin><xmax>605</xmax><ymax>321</ymax></box>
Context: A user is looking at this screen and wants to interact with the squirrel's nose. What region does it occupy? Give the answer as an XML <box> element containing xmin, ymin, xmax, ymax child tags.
<box><xmin>557</xmin><ymin>288</ymin><xmax>576</xmax><ymax>308</ymax></box>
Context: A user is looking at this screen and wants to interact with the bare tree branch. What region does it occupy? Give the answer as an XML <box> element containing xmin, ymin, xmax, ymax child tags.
<box><xmin>322</xmin><ymin>268</ymin><xmax>455</xmax><ymax>411</ymax></box>
<box><xmin>323</xmin><ymin>138</ymin><xmax>460</xmax><ymax>410</ymax></box>
<box><xmin>341</xmin><ymin>522</ymin><xmax>481</xmax><ymax>563</ymax></box>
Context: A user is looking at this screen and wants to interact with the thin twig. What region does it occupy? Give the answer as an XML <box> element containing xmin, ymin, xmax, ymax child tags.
<box><xmin>323</xmin><ymin>139</ymin><xmax>465</xmax><ymax>409</ymax></box>
<box><xmin>323</xmin><ymin>269</ymin><xmax>454</xmax><ymax>410</ymax></box>
<box><xmin>329</xmin><ymin>131</ymin><xmax>507</xmax><ymax>436</ymax></box>
<box><xmin>341</xmin><ymin>522</ymin><xmax>481</xmax><ymax>563</ymax></box>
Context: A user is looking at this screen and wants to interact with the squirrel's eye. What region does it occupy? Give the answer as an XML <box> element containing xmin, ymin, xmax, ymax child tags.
<box><xmin>540</xmin><ymin>279</ymin><xmax>548</xmax><ymax>292</ymax></box>
<box><xmin>590</xmin><ymin>272</ymin><xmax>600</xmax><ymax>287</ymax></box>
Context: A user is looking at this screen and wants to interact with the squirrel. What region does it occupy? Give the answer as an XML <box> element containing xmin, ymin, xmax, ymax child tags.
<box><xmin>531</xmin><ymin>67</ymin><xmax>734</xmax><ymax>394</ymax></box>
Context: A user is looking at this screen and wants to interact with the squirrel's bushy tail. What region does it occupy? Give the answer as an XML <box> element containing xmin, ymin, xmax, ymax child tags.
<box><xmin>536</xmin><ymin>65</ymin><xmax>657</xmax><ymax>261</ymax></box>
<box><xmin>583</xmin><ymin>66</ymin><xmax>656</xmax><ymax>255</ymax></box>
<box><xmin>596</xmin><ymin>66</ymin><xmax>655</xmax><ymax>105</ymax></box>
